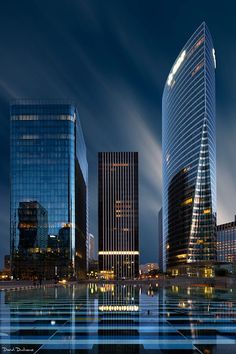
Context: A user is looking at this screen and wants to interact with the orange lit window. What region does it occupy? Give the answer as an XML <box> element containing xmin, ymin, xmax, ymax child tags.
<box><xmin>192</xmin><ymin>61</ymin><xmax>204</xmax><ymax>76</ymax></box>
<box><xmin>181</xmin><ymin>198</ymin><xmax>193</xmax><ymax>206</ymax></box>
<box><xmin>197</xmin><ymin>239</ymin><xmax>204</xmax><ymax>244</ymax></box>
<box><xmin>195</xmin><ymin>36</ymin><xmax>205</xmax><ymax>49</ymax></box>
<box><xmin>187</xmin><ymin>36</ymin><xmax>205</xmax><ymax>58</ymax></box>
<box><xmin>183</xmin><ymin>166</ymin><xmax>190</xmax><ymax>173</ymax></box>
<box><xmin>203</xmin><ymin>209</ymin><xmax>211</xmax><ymax>214</ymax></box>
<box><xmin>176</xmin><ymin>254</ymin><xmax>187</xmax><ymax>259</ymax></box>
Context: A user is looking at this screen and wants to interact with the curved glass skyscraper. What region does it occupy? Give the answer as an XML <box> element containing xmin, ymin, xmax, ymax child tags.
<box><xmin>162</xmin><ymin>23</ymin><xmax>216</xmax><ymax>276</ymax></box>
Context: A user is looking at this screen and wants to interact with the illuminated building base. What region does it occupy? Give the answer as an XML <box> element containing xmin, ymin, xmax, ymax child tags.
<box><xmin>168</xmin><ymin>264</ymin><xmax>215</xmax><ymax>278</ymax></box>
<box><xmin>99</xmin><ymin>270</ymin><xmax>115</xmax><ymax>280</ymax></box>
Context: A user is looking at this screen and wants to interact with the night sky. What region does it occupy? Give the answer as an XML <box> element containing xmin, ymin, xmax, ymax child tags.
<box><xmin>1</xmin><ymin>0</ymin><xmax>236</xmax><ymax>267</ymax></box>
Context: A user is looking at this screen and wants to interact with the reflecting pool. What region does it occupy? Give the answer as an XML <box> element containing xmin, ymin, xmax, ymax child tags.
<box><xmin>1</xmin><ymin>283</ymin><xmax>236</xmax><ymax>353</ymax></box>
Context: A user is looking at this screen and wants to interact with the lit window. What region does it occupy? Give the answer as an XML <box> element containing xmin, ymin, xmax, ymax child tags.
<box><xmin>203</xmin><ymin>209</ymin><xmax>211</xmax><ymax>214</ymax></box>
<box><xmin>187</xmin><ymin>36</ymin><xmax>205</xmax><ymax>58</ymax></box>
<box><xmin>176</xmin><ymin>254</ymin><xmax>187</xmax><ymax>259</ymax></box>
<box><xmin>181</xmin><ymin>198</ymin><xmax>193</xmax><ymax>206</ymax></box>
<box><xmin>191</xmin><ymin>61</ymin><xmax>204</xmax><ymax>76</ymax></box>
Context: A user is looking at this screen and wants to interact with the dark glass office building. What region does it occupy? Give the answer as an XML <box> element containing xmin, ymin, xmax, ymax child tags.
<box><xmin>10</xmin><ymin>100</ymin><xmax>88</xmax><ymax>279</ymax></box>
<box><xmin>98</xmin><ymin>152</ymin><xmax>139</xmax><ymax>279</ymax></box>
<box><xmin>162</xmin><ymin>23</ymin><xmax>217</xmax><ymax>276</ymax></box>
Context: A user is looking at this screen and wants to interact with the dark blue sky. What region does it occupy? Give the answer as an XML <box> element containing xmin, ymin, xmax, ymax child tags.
<box><xmin>1</xmin><ymin>0</ymin><xmax>236</xmax><ymax>267</ymax></box>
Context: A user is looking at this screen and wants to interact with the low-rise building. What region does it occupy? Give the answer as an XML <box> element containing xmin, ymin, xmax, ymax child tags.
<box><xmin>217</xmin><ymin>217</ymin><xmax>236</xmax><ymax>264</ymax></box>
<box><xmin>140</xmin><ymin>263</ymin><xmax>159</xmax><ymax>275</ymax></box>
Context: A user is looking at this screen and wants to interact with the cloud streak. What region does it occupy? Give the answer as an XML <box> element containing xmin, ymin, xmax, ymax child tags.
<box><xmin>217</xmin><ymin>115</ymin><xmax>236</xmax><ymax>224</ymax></box>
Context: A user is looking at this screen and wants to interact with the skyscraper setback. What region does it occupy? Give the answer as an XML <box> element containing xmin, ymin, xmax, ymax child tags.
<box><xmin>98</xmin><ymin>152</ymin><xmax>139</xmax><ymax>279</ymax></box>
<box><xmin>10</xmin><ymin>100</ymin><xmax>88</xmax><ymax>279</ymax></box>
<box><xmin>162</xmin><ymin>23</ymin><xmax>217</xmax><ymax>276</ymax></box>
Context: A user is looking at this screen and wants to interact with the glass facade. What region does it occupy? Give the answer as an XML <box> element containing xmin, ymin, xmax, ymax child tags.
<box><xmin>162</xmin><ymin>23</ymin><xmax>217</xmax><ymax>276</ymax></box>
<box><xmin>10</xmin><ymin>100</ymin><xmax>88</xmax><ymax>279</ymax></box>
<box><xmin>98</xmin><ymin>152</ymin><xmax>139</xmax><ymax>279</ymax></box>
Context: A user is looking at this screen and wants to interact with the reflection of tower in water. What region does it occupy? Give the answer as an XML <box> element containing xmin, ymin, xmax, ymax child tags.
<box><xmin>97</xmin><ymin>284</ymin><xmax>140</xmax><ymax>354</ymax></box>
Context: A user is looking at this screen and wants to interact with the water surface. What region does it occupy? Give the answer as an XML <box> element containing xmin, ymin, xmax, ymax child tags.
<box><xmin>1</xmin><ymin>283</ymin><xmax>236</xmax><ymax>353</ymax></box>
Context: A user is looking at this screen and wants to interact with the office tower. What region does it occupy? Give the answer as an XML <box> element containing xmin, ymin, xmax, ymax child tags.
<box><xmin>217</xmin><ymin>217</ymin><xmax>236</xmax><ymax>263</ymax></box>
<box><xmin>162</xmin><ymin>23</ymin><xmax>217</xmax><ymax>276</ymax></box>
<box><xmin>158</xmin><ymin>208</ymin><xmax>163</xmax><ymax>272</ymax></box>
<box><xmin>98</xmin><ymin>152</ymin><xmax>139</xmax><ymax>279</ymax></box>
<box><xmin>10</xmin><ymin>100</ymin><xmax>88</xmax><ymax>279</ymax></box>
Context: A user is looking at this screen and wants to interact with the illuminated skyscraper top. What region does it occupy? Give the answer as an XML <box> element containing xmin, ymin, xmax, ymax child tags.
<box><xmin>162</xmin><ymin>23</ymin><xmax>216</xmax><ymax>276</ymax></box>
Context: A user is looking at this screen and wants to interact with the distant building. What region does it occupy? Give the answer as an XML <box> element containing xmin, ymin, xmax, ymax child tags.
<box><xmin>140</xmin><ymin>263</ymin><xmax>159</xmax><ymax>275</ymax></box>
<box><xmin>98</xmin><ymin>152</ymin><xmax>139</xmax><ymax>279</ymax></box>
<box><xmin>217</xmin><ymin>217</ymin><xmax>236</xmax><ymax>263</ymax></box>
<box><xmin>4</xmin><ymin>255</ymin><xmax>10</xmax><ymax>273</ymax></box>
<box><xmin>158</xmin><ymin>208</ymin><xmax>163</xmax><ymax>272</ymax></box>
<box><xmin>88</xmin><ymin>233</ymin><xmax>95</xmax><ymax>260</ymax></box>
<box><xmin>88</xmin><ymin>259</ymin><xmax>99</xmax><ymax>278</ymax></box>
<box><xmin>47</xmin><ymin>234</ymin><xmax>58</xmax><ymax>249</ymax></box>
<box><xmin>10</xmin><ymin>100</ymin><xmax>88</xmax><ymax>279</ymax></box>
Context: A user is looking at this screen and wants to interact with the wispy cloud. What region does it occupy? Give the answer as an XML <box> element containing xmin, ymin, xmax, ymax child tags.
<box><xmin>80</xmin><ymin>75</ymin><xmax>162</xmax><ymax>261</ymax></box>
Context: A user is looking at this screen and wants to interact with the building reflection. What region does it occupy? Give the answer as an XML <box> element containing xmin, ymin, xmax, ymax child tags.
<box><xmin>1</xmin><ymin>284</ymin><xmax>236</xmax><ymax>353</ymax></box>
<box><xmin>18</xmin><ymin>201</ymin><xmax>48</xmax><ymax>250</ymax></box>
<box><xmin>166</xmin><ymin>285</ymin><xmax>236</xmax><ymax>354</ymax></box>
<box><xmin>97</xmin><ymin>284</ymin><xmax>140</xmax><ymax>354</ymax></box>
<box><xmin>167</xmin><ymin>167</ymin><xmax>194</xmax><ymax>275</ymax></box>
<box><xmin>13</xmin><ymin>202</ymin><xmax>76</xmax><ymax>279</ymax></box>
<box><xmin>13</xmin><ymin>201</ymin><xmax>49</xmax><ymax>279</ymax></box>
<box><xmin>167</xmin><ymin>165</ymin><xmax>216</xmax><ymax>277</ymax></box>
<box><xmin>4</xmin><ymin>284</ymin><xmax>90</xmax><ymax>353</ymax></box>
